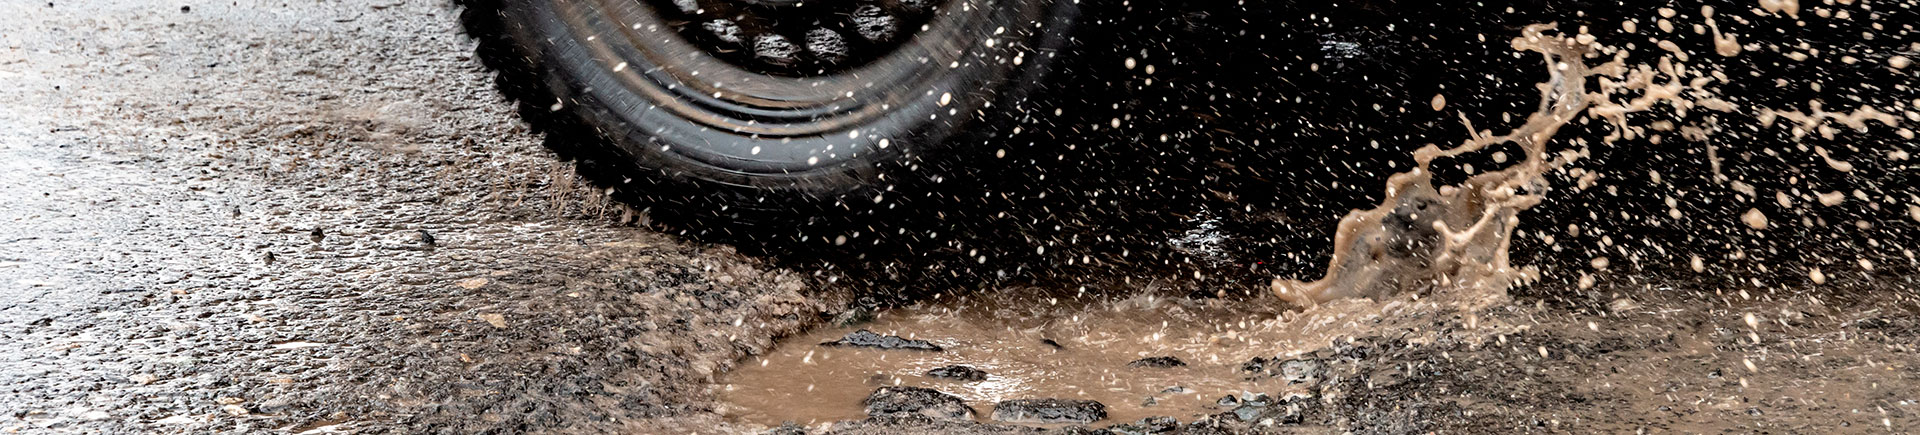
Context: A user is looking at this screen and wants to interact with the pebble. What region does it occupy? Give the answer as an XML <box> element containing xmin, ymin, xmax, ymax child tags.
<box><xmin>925</xmin><ymin>364</ymin><xmax>987</xmax><ymax>381</ymax></box>
<box><xmin>1277</xmin><ymin>359</ymin><xmax>1324</xmax><ymax>385</ymax></box>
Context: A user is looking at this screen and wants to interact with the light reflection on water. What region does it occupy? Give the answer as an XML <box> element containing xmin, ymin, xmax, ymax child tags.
<box><xmin>715</xmin><ymin>291</ymin><xmax>1379</xmax><ymax>428</ymax></box>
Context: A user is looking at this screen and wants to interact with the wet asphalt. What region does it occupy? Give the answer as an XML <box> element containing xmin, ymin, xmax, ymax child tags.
<box><xmin>2</xmin><ymin>0</ymin><xmax>854</xmax><ymax>432</ymax></box>
<box><xmin>7</xmin><ymin>0</ymin><xmax>1920</xmax><ymax>434</ymax></box>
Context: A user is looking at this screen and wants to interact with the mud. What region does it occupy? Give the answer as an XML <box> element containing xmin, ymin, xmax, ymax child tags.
<box><xmin>1271</xmin><ymin>23</ymin><xmax>1596</xmax><ymax>307</ymax></box>
<box><xmin>718</xmin><ymin>289</ymin><xmax>1313</xmax><ymax>428</ymax></box>
<box><xmin>723</xmin><ymin>284</ymin><xmax>1920</xmax><ymax>433</ymax></box>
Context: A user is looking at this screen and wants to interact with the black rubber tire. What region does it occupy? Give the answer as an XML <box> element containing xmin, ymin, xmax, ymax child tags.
<box><xmin>457</xmin><ymin>0</ymin><xmax>1076</xmax><ymax>230</ymax></box>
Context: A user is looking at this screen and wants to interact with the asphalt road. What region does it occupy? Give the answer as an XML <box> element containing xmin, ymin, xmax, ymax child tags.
<box><xmin>2</xmin><ymin>0</ymin><xmax>853</xmax><ymax>432</ymax></box>
<box><xmin>5</xmin><ymin>0</ymin><xmax>1920</xmax><ymax>434</ymax></box>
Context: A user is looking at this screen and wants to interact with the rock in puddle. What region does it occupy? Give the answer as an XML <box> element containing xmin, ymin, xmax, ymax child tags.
<box><xmin>925</xmin><ymin>364</ymin><xmax>988</xmax><ymax>381</ymax></box>
<box><xmin>1107</xmin><ymin>416</ymin><xmax>1179</xmax><ymax>434</ymax></box>
<box><xmin>1227</xmin><ymin>393</ymin><xmax>1274</xmax><ymax>422</ymax></box>
<box><xmin>1221</xmin><ymin>392</ymin><xmax>1316</xmax><ymax>425</ymax></box>
<box><xmin>1231</xmin><ymin>404</ymin><xmax>1262</xmax><ymax>422</ymax></box>
<box><xmin>1241</xmin><ymin>356</ymin><xmax>1323</xmax><ymax>385</ymax></box>
<box><xmin>1238</xmin><ymin>357</ymin><xmax>1272</xmax><ymax>373</ymax></box>
<box><xmin>821</xmin><ymin>329</ymin><xmax>943</xmax><ymax>351</ymax></box>
<box><xmin>1127</xmin><ymin>356</ymin><xmax>1186</xmax><ymax>368</ymax></box>
<box><xmin>1277</xmin><ymin>359</ymin><xmax>1324</xmax><ymax>385</ymax></box>
<box><xmin>863</xmin><ymin>386</ymin><xmax>975</xmax><ymax>421</ymax></box>
<box><xmin>990</xmin><ymin>398</ymin><xmax>1107</xmax><ymax>424</ymax></box>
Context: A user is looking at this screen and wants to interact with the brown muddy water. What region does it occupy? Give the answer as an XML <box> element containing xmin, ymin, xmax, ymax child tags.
<box><xmin>718</xmin><ymin>292</ymin><xmax>1285</xmax><ymax>427</ymax></box>
<box><xmin>715</xmin><ymin>287</ymin><xmax>1506</xmax><ymax>429</ymax></box>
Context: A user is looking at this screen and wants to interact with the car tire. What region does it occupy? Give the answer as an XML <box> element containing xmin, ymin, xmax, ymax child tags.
<box><xmin>457</xmin><ymin>0</ymin><xmax>1076</xmax><ymax>229</ymax></box>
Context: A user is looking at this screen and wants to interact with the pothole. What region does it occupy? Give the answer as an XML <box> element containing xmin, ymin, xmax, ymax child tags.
<box><xmin>712</xmin><ymin>287</ymin><xmax>1505</xmax><ymax>429</ymax></box>
<box><xmin>717</xmin><ymin>11</ymin><xmax>1917</xmax><ymax>431</ymax></box>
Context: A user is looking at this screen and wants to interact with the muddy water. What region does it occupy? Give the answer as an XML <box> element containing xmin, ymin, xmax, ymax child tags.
<box><xmin>1273</xmin><ymin>23</ymin><xmax>1721</xmax><ymax>307</ymax></box>
<box><xmin>713</xmin><ymin>289</ymin><xmax>1433</xmax><ymax>428</ymax></box>
<box><xmin>719</xmin><ymin>3</ymin><xmax>1920</xmax><ymax>429</ymax></box>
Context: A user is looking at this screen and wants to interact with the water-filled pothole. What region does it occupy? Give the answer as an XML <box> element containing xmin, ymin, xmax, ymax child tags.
<box><xmin>720</xmin><ymin>10</ymin><xmax>1918</xmax><ymax>429</ymax></box>
<box><xmin>714</xmin><ymin>24</ymin><xmax>1599</xmax><ymax>429</ymax></box>
<box><xmin>711</xmin><ymin>288</ymin><xmax>1489</xmax><ymax>429</ymax></box>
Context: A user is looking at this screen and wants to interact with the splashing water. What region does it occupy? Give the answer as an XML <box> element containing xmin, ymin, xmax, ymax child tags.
<box><xmin>1270</xmin><ymin>23</ymin><xmax>1755</xmax><ymax>307</ymax></box>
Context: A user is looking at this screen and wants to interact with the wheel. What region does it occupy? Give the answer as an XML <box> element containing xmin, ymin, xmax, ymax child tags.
<box><xmin>458</xmin><ymin>0</ymin><xmax>1077</xmax><ymax>227</ymax></box>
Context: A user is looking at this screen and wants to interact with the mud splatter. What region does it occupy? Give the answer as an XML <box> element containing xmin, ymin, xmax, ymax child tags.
<box><xmin>1271</xmin><ymin>24</ymin><xmax>1625</xmax><ymax>307</ymax></box>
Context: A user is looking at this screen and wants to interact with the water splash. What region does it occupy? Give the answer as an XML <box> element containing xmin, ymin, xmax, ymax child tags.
<box><xmin>1273</xmin><ymin>24</ymin><xmax>1668</xmax><ymax>307</ymax></box>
